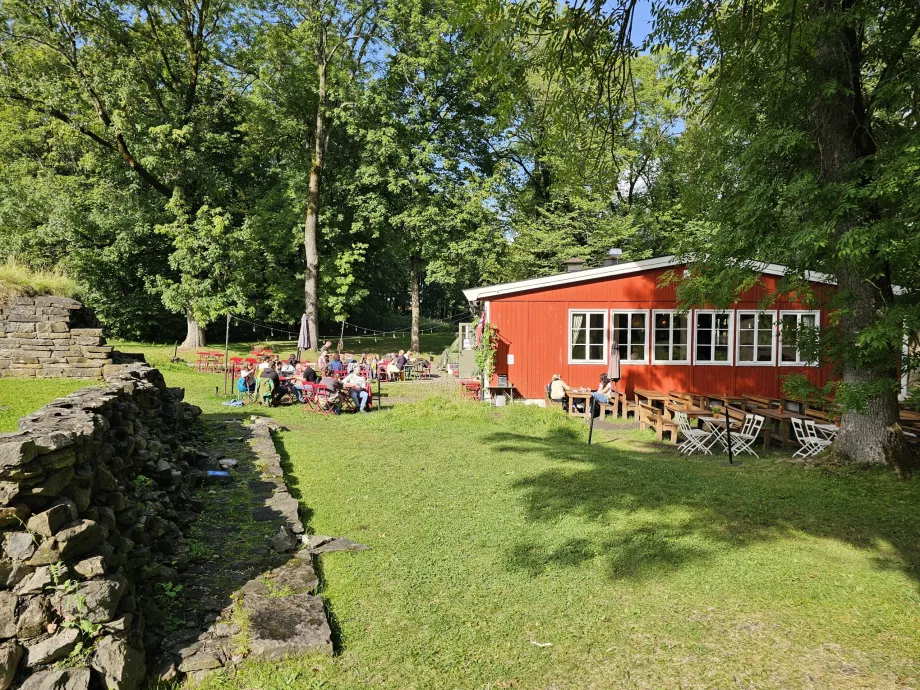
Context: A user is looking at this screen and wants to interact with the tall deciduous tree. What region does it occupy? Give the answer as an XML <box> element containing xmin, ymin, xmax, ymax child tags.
<box><xmin>0</xmin><ymin>0</ymin><xmax>247</xmax><ymax>347</ymax></box>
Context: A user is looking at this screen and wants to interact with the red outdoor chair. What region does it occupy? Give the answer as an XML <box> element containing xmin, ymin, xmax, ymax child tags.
<box><xmin>196</xmin><ymin>351</ymin><xmax>210</xmax><ymax>372</ymax></box>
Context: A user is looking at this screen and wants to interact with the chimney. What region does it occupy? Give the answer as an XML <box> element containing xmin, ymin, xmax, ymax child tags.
<box><xmin>562</xmin><ymin>258</ymin><xmax>585</xmax><ymax>273</ymax></box>
<box><xmin>602</xmin><ymin>247</ymin><xmax>623</xmax><ymax>267</ymax></box>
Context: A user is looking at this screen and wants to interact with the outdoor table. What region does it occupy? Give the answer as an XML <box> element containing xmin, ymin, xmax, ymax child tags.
<box><xmin>899</xmin><ymin>409</ymin><xmax>920</xmax><ymax>423</ymax></box>
<box><xmin>488</xmin><ymin>384</ymin><xmax>516</xmax><ymax>404</ymax></box>
<box><xmin>634</xmin><ymin>389</ymin><xmax>670</xmax><ymax>411</ymax></box>
<box><xmin>754</xmin><ymin>407</ymin><xmax>805</xmax><ymax>448</ymax></box>
<box><xmin>568</xmin><ymin>390</ymin><xmax>593</xmax><ymax>418</ymax></box>
<box><xmin>700</xmin><ymin>393</ymin><xmax>747</xmax><ymax>410</ymax></box>
<box><xmin>699</xmin><ymin>415</ymin><xmax>742</xmax><ymax>451</ymax></box>
<box><xmin>663</xmin><ymin>402</ymin><xmax>710</xmax><ymax>422</ymax></box>
<box><xmin>815</xmin><ymin>423</ymin><xmax>839</xmax><ymax>440</ymax></box>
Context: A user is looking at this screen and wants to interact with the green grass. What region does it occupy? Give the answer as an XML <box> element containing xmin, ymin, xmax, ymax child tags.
<box><xmin>5</xmin><ymin>347</ymin><xmax>920</xmax><ymax>688</ymax></box>
<box><xmin>0</xmin><ymin>378</ymin><xmax>93</xmax><ymax>432</ymax></box>
<box><xmin>0</xmin><ymin>258</ymin><xmax>79</xmax><ymax>301</ymax></box>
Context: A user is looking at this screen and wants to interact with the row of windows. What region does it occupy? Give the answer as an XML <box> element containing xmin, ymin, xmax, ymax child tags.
<box><xmin>569</xmin><ymin>309</ymin><xmax>819</xmax><ymax>366</ymax></box>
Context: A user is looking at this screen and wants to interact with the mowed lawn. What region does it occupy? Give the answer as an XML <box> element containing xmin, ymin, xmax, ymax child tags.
<box><xmin>6</xmin><ymin>344</ymin><xmax>920</xmax><ymax>688</ymax></box>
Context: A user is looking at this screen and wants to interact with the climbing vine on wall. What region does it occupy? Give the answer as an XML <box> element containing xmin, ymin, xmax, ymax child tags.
<box><xmin>475</xmin><ymin>322</ymin><xmax>498</xmax><ymax>382</ymax></box>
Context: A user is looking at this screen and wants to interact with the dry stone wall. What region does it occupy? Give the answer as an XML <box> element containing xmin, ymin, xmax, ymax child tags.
<box><xmin>0</xmin><ymin>296</ymin><xmax>112</xmax><ymax>379</ymax></box>
<box><xmin>0</xmin><ymin>363</ymin><xmax>203</xmax><ymax>690</ymax></box>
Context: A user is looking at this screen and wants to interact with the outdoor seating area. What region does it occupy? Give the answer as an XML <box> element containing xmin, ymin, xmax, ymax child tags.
<box><xmin>560</xmin><ymin>385</ymin><xmax>858</xmax><ymax>458</ymax></box>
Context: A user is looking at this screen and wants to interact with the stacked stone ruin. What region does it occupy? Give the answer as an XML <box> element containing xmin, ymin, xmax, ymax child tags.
<box><xmin>0</xmin><ymin>296</ymin><xmax>112</xmax><ymax>379</ymax></box>
<box><xmin>0</xmin><ymin>363</ymin><xmax>202</xmax><ymax>690</ymax></box>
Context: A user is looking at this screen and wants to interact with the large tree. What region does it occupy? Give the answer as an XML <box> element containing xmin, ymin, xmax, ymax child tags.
<box><xmin>0</xmin><ymin>0</ymin><xmax>248</xmax><ymax>347</ymax></box>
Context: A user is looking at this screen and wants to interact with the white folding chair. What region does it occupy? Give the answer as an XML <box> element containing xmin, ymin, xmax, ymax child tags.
<box><xmin>730</xmin><ymin>413</ymin><xmax>764</xmax><ymax>458</ymax></box>
<box><xmin>791</xmin><ymin>417</ymin><xmax>830</xmax><ymax>457</ymax></box>
<box><xmin>676</xmin><ymin>412</ymin><xmax>713</xmax><ymax>455</ymax></box>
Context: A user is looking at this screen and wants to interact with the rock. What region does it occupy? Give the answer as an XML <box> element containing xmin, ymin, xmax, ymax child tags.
<box><xmin>90</xmin><ymin>636</ymin><xmax>145</xmax><ymax>690</ymax></box>
<box><xmin>243</xmin><ymin>593</ymin><xmax>333</xmax><ymax>661</ymax></box>
<box><xmin>308</xmin><ymin>536</ymin><xmax>369</xmax><ymax>554</ymax></box>
<box><xmin>152</xmin><ymin>657</ymin><xmax>178</xmax><ymax>682</ymax></box>
<box><xmin>0</xmin><ymin>435</ymin><xmax>38</xmax><ymax>473</ymax></box>
<box><xmin>15</xmin><ymin>564</ymin><xmax>69</xmax><ymax>595</ymax></box>
<box><xmin>19</xmin><ymin>667</ymin><xmax>90</xmax><ymax>690</ymax></box>
<box><xmin>178</xmin><ymin>651</ymin><xmax>223</xmax><ymax>672</ymax></box>
<box><xmin>265</xmin><ymin>557</ymin><xmax>319</xmax><ymax>595</ymax></box>
<box><xmin>62</xmin><ymin>577</ymin><xmax>125</xmax><ymax>624</ymax></box>
<box><xmin>26</xmin><ymin>467</ymin><xmax>74</xmax><ymax>497</ymax></box>
<box><xmin>0</xmin><ymin>591</ymin><xmax>16</xmax><ymax>638</ymax></box>
<box><xmin>0</xmin><ymin>641</ymin><xmax>23</xmax><ymax>690</ymax></box>
<box><xmin>27</xmin><ymin>504</ymin><xmax>72</xmax><ymax>537</ymax></box>
<box><xmin>44</xmin><ymin>520</ymin><xmax>102</xmax><ymax>563</ymax></box>
<box><xmin>17</xmin><ymin>595</ymin><xmax>53</xmax><ymax>639</ymax></box>
<box><xmin>4</xmin><ymin>531</ymin><xmax>36</xmax><ymax>561</ymax></box>
<box><xmin>0</xmin><ymin>504</ymin><xmax>30</xmax><ymax>529</ymax></box>
<box><xmin>72</xmin><ymin>556</ymin><xmax>105</xmax><ymax>579</ymax></box>
<box><xmin>5</xmin><ymin>562</ymin><xmax>33</xmax><ymax>588</ymax></box>
<box><xmin>24</xmin><ymin>627</ymin><xmax>80</xmax><ymax>666</ymax></box>
<box><xmin>0</xmin><ymin>482</ymin><xmax>21</xmax><ymax>506</ymax></box>
<box><xmin>269</xmin><ymin>526</ymin><xmax>298</xmax><ymax>553</ymax></box>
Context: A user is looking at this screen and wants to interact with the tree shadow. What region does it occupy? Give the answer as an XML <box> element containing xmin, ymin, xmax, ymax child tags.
<box><xmin>485</xmin><ymin>429</ymin><xmax>920</xmax><ymax>587</ymax></box>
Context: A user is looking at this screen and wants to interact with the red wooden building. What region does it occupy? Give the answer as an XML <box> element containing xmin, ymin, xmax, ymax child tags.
<box><xmin>462</xmin><ymin>256</ymin><xmax>834</xmax><ymax>402</ymax></box>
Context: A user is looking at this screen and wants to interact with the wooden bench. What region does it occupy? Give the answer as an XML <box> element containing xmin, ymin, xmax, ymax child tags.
<box><xmin>742</xmin><ymin>394</ymin><xmax>778</xmax><ymax>411</ymax></box>
<box><xmin>638</xmin><ymin>402</ymin><xmax>679</xmax><ymax>444</ymax></box>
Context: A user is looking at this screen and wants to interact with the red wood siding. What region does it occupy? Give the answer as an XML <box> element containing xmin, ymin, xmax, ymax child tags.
<box><xmin>486</xmin><ymin>266</ymin><xmax>833</xmax><ymax>400</ymax></box>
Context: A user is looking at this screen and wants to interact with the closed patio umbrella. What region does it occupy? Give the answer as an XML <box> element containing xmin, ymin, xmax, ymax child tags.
<box><xmin>297</xmin><ymin>314</ymin><xmax>311</xmax><ymax>357</ymax></box>
<box><xmin>608</xmin><ymin>341</ymin><xmax>621</xmax><ymax>394</ymax></box>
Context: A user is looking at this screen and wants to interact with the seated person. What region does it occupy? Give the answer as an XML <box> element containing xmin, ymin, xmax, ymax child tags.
<box><xmin>258</xmin><ymin>355</ymin><xmax>272</xmax><ymax>371</ymax></box>
<box><xmin>328</xmin><ymin>353</ymin><xmax>345</xmax><ymax>372</ymax></box>
<box><xmin>281</xmin><ymin>355</ymin><xmax>297</xmax><ymax>375</ymax></box>
<box><xmin>260</xmin><ymin>362</ymin><xmax>289</xmax><ymax>407</ymax></box>
<box><xmin>318</xmin><ymin>370</ymin><xmax>344</xmax><ymax>414</ymax></box>
<box><xmin>386</xmin><ymin>350</ymin><xmax>407</xmax><ymax>378</ymax></box>
<box><xmin>302</xmin><ymin>364</ymin><xmax>318</xmax><ymax>383</ymax></box>
<box><xmin>592</xmin><ymin>374</ymin><xmax>614</xmax><ymax>405</ymax></box>
<box><xmin>548</xmin><ymin>374</ymin><xmax>571</xmax><ymax>410</ymax></box>
<box><xmin>342</xmin><ymin>369</ymin><xmax>370</xmax><ymax>412</ymax></box>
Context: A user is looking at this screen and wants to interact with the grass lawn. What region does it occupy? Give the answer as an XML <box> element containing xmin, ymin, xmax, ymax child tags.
<box><xmin>5</xmin><ymin>344</ymin><xmax>920</xmax><ymax>688</ymax></box>
<box><xmin>0</xmin><ymin>378</ymin><xmax>96</xmax><ymax>432</ymax></box>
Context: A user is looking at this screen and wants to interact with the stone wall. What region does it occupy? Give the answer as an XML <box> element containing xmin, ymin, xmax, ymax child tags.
<box><xmin>0</xmin><ymin>363</ymin><xmax>202</xmax><ymax>690</ymax></box>
<box><xmin>0</xmin><ymin>296</ymin><xmax>112</xmax><ymax>379</ymax></box>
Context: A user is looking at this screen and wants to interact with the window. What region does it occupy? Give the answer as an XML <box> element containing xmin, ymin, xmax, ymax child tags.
<box><xmin>694</xmin><ymin>311</ymin><xmax>732</xmax><ymax>364</ymax></box>
<box><xmin>612</xmin><ymin>311</ymin><xmax>648</xmax><ymax>363</ymax></box>
<box><xmin>737</xmin><ymin>311</ymin><xmax>776</xmax><ymax>364</ymax></box>
<box><xmin>779</xmin><ymin>311</ymin><xmax>819</xmax><ymax>365</ymax></box>
<box><xmin>652</xmin><ymin>311</ymin><xmax>689</xmax><ymax>364</ymax></box>
<box><xmin>569</xmin><ymin>310</ymin><xmax>606</xmax><ymax>363</ymax></box>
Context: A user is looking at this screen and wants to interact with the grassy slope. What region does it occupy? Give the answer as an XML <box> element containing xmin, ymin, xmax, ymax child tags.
<box><xmin>5</xmin><ymin>342</ymin><xmax>920</xmax><ymax>688</ymax></box>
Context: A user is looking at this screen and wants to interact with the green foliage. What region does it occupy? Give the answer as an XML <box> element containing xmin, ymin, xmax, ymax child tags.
<box><xmin>474</xmin><ymin>322</ymin><xmax>498</xmax><ymax>381</ymax></box>
<box><xmin>0</xmin><ymin>258</ymin><xmax>79</xmax><ymax>300</ymax></box>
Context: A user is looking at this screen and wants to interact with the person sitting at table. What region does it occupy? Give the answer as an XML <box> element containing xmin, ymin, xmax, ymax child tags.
<box><xmin>318</xmin><ymin>370</ymin><xmax>344</xmax><ymax>415</ymax></box>
<box><xmin>281</xmin><ymin>356</ymin><xmax>297</xmax><ymax>375</ymax></box>
<box><xmin>592</xmin><ymin>374</ymin><xmax>613</xmax><ymax>406</ymax></box>
<box><xmin>302</xmin><ymin>363</ymin><xmax>318</xmax><ymax>383</ymax></box>
<box><xmin>343</xmin><ymin>368</ymin><xmax>370</xmax><ymax>412</ymax></box>
<box><xmin>258</xmin><ymin>355</ymin><xmax>271</xmax><ymax>371</ymax></box>
<box><xmin>386</xmin><ymin>350</ymin><xmax>407</xmax><ymax>379</ymax></box>
<box><xmin>329</xmin><ymin>353</ymin><xmax>345</xmax><ymax>372</ymax></box>
<box><xmin>259</xmin><ymin>361</ymin><xmax>282</xmax><ymax>406</ymax></box>
<box><xmin>548</xmin><ymin>374</ymin><xmax>571</xmax><ymax>411</ymax></box>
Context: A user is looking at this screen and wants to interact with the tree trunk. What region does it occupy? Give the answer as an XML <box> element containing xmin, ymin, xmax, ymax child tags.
<box><xmin>410</xmin><ymin>256</ymin><xmax>421</xmax><ymax>352</ymax></box>
<box><xmin>180</xmin><ymin>309</ymin><xmax>206</xmax><ymax>349</ymax></box>
<box><xmin>808</xmin><ymin>3</ymin><xmax>912</xmax><ymax>476</ymax></box>
<box><xmin>304</xmin><ymin>44</ymin><xmax>327</xmax><ymax>352</ymax></box>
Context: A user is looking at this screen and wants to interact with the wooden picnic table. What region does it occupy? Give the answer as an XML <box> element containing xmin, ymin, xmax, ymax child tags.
<box><xmin>699</xmin><ymin>393</ymin><xmax>747</xmax><ymax>409</ymax></box>
<box><xmin>663</xmin><ymin>401</ymin><xmax>711</xmax><ymax>421</ymax></box>
<box><xmin>754</xmin><ymin>407</ymin><xmax>805</xmax><ymax>448</ymax></box>
<box><xmin>634</xmin><ymin>389</ymin><xmax>670</xmax><ymax>411</ymax></box>
<box><xmin>900</xmin><ymin>409</ymin><xmax>920</xmax><ymax>423</ymax></box>
<box><xmin>488</xmin><ymin>384</ymin><xmax>517</xmax><ymax>404</ymax></box>
<box><xmin>568</xmin><ymin>390</ymin><xmax>593</xmax><ymax>418</ymax></box>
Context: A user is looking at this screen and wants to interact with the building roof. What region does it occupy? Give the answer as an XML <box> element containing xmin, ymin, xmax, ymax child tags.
<box><xmin>462</xmin><ymin>255</ymin><xmax>836</xmax><ymax>302</ymax></box>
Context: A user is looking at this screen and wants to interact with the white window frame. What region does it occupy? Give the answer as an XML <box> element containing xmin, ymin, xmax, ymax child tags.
<box><xmin>568</xmin><ymin>309</ymin><xmax>608</xmax><ymax>365</ymax></box>
<box><xmin>693</xmin><ymin>310</ymin><xmax>734</xmax><ymax>366</ymax></box>
<box><xmin>735</xmin><ymin>310</ymin><xmax>777</xmax><ymax>366</ymax></box>
<box><xmin>778</xmin><ymin>310</ymin><xmax>820</xmax><ymax>367</ymax></box>
<box><xmin>651</xmin><ymin>310</ymin><xmax>691</xmax><ymax>365</ymax></box>
<box><xmin>610</xmin><ymin>309</ymin><xmax>650</xmax><ymax>365</ymax></box>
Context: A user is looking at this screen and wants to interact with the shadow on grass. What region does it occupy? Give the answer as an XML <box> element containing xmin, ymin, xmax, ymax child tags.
<box><xmin>486</xmin><ymin>428</ymin><xmax>920</xmax><ymax>587</ymax></box>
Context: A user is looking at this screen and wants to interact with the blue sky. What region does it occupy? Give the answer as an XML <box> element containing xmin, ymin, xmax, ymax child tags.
<box><xmin>629</xmin><ymin>0</ymin><xmax>656</xmax><ymax>46</ymax></box>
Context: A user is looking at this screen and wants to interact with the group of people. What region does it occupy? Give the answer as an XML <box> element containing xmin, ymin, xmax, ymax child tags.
<box><xmin>548</xmin><ymin>373</ymin><xmax>616</xmax><ymax>413</ymax></box>
<box><xmin>235</xmin><ymin>342</ymin><xmax>430</xmax><ymax>414</ymax></box>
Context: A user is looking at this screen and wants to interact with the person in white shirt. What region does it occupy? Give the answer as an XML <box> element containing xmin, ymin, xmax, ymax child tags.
<box><xmin>258</xmin><ymin>355</ymin><xmax>271</xmax><ymax>371</ymax></box>
<box><xmin>342</xmin><ymin>370</ymin><xmax>370</xmax><ymax>412</ymax></box>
